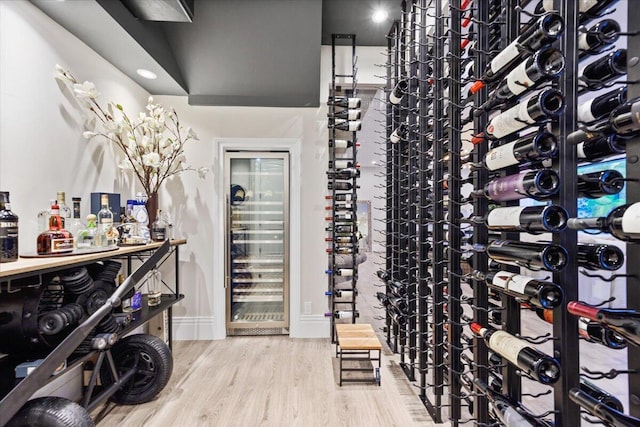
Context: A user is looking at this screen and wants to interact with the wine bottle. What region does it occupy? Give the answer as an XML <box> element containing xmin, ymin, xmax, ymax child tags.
<box><xmin>329</xmin><ymin>139</ymin><xmax>360</xmax><ymax>149</ymax></box>
<box><xmin>468</xmin><ymin>205</ymin><xmax>568</xmax><ymax>233</ymax></box>
<box><xmin>389</xmin><ymin>296</ymin><xmax>408</xmax><ymax>313</ymax></box>
<box><xmin>326</xmin><ymin>168</ymin><xmax>360</xmax><ymax>179</ymax></box>
<box><xmin>325</xmin><ymin>201</ymin><xmax>355</xmax><ymax>211</ymax></box>
<box><xmin>390</xmin><ymin>123</ymin><xmax>408</xmax><ymax>144</ymax></box>
<box><xmin>578</xmin><ymin>87</ymin><xmax>627</xmax><ymax>124</ymax></box>
<box><xmin>325</xmin><ymin>268</ymin><xmax>355</xmax><ymax>276</ymax></box>
<box><xmin>473</xmin><ymin>270</ymin><xmax>563</xmax><ymax>309</ymax></box>
<box><xmin>325</xmin><ymin>289</ymin><xmax>358</xmax><ymax>299</ymax></box>
<box><xmin>567</xmin><ymin>202</ymin><xmax>640</xmax><ymax>242</ymax></box>
<box><xmin>376</xmin><ymin>269</ymin><xmax>390</xmax><ymax>282</ymax></box>
<box><xmin>327</xmin><ymin>181</ymin><xmax>358</xmax><ymax>191</ymax></box>
<box><xmin>328</xmin><ymin>159</ymin><xmax>359</xmax><ymax>170</ymax></box>
<box><xmin>325</xmin><ymin>247</ymin><xmax>357</xmax><ymax>255</ymax></box>
<box><xmin>470</xmin><ymin>323</ymin><xmax>561</xmax><ymax>384</ymax></box>
<box><xmin>577</xmin><ymin>243</ymin><xmax>624</xmax><ymax>271</ymax></box>
<box><xmin>578</xmin><ymin>49</ymin><xmax>627</xmax><ymax>90</ymax></box>
<box><xmin>568</xmin><ymin>301</ymin><xmax>640</xmax><ymax>347</ymax></box>
<box><xmin>477</xmin><ymin>12</ymin><xmax>564</xmax><ymax>83</ymax></box>
<box><xmin>580</xmin><ymin>379</ymin><xmax>625</xmax><ymax>412</ymax></box>
<box><xmin>465</xmin><ymin>169</ymin><xmax>560</xmax><ymax>202</ymax></box>
<box><xmin>577</xmin><ymin>134</ymin><xmax>626</xmax><ymax>161</ymax></box>
<box><xmin>579</xmin><ymin>19</ymin><xmax>621</xmax><ymax>59</ymax></box>
<box><xmin>324</xmin><ymin>310</ymin><xmax>359</xmax><ymax>319</ymax></box>
<box><xmin>327</xmin><ymin>96</ymin><xmax>361</xmax><ymax>108</ymax></box>
<box><xmin>578</xmin><ymin>317</ymin><xmax>627</xmax><ymax>350</ymax></box>
<box><xmin>328</xmin><ymin>109</ymin><xmax>361</xmax><ymax>120</ymax></box>
<box><xmin>578</xmin><ymin>0</ymin><xmax>622</xmax><ymax>25</ymax></box>
<box><xmin>577</xmin><ymin>169</ymin><xmax>624</xmax><ymax>199</ymax></box>
<box><xmin>475</xmin><ymin>47</ymin><xmax>565</xmax><ymax>110</ymax></box>
<box><xmin>482</xmin><ymin>130</ymin><xmax>558</xmax><ymax>171</ymax></box>
<box><xmin>325</xmin><ymin>212</ymin><xmax>355</xmax><ymax>222</ymax></box>
<box><xmin>326</xmin><ymin>224</ymin><xmax>357</xmax><ymax>234</ymax></box>
<box><xmin>569</xmin><ymin>387</ymin><xmax>640</xmax><ymax>427</ymax></box>
<box><xmin>326</xmin><ymin>193</ymin><xmax>356</xmax><ymax>202</ymax></box>
<box><xmin>389</xmin><ymin>79</ymin><xmax>409</xmax><ymax>105</ymax></box>
<box><xmin>472</xmin><ymin>240</ymin><xmax>568</xmax><ymax>272</ymax></box>
<box><xmin>568</xmin><ymin>98</ymin><xmax>640</xmax><ymax>145</ymax></box>
<box><xmin>389</xmin><ymin>280</ymin><xmax>407</xmax><ymax>297</ymax></box>
<box><xmin>0</xmin><ymin>191</ymin><xmax>18</xmax><ymax>262</ymax></box>
<box><xmin>482</xmin><ymin>89</ymin><xmax>565</xmax><ymax>141</ymax></box>
<box><xmin>328</xmin><ymin>118</ymin><xmax>362</xmax><ymax>131</ymax></box>
<box><xmin>325</xmin><ymin>235</ymin><xmax>358</xmax><ymax>244</ymax></box>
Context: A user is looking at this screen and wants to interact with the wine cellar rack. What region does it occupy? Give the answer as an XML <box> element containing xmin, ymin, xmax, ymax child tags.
<box><xmin>379</xmin><ymin>0</ymin><xmax>640</xmax><ymax>426</ymax></box>
<box><xmin>326</xmin><ymin>33</ymin><xmax>361</xmax><ymax>342</ymax></box>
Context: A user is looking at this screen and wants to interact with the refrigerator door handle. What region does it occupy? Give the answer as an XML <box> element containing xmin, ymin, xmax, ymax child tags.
<box><xmin>225</xmin><ymin>194</ymin><xmax>230</xmax><ymax>289</ymax></box>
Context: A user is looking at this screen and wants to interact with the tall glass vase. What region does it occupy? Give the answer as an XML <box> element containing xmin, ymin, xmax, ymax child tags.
<box><xmin>146</xmin><ymin>191</ymin><xmax>158</xmax><ymax>227</ymax></box>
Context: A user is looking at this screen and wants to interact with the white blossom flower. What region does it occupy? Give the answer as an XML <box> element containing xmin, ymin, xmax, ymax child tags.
<box><xmin>73</xmin><ymin>81</ymin><xmax>100</xmax><ymax>99</ymax></box>
<box><xmin>186</xmin><ymin>127</ymin><xmax>199</xmax><ymax>140</ymax></box>
<box><xmin>142</xmin><ymin>152</ymin><xmax>161</xmax><ymax>168</ymax></box>
<box><xmin>82</xmin><ymin>131</ymin><xmax>97</xmax><ymax>139</ymax></box>
<box><xmin>197</xmin><ymin>167</ymin><xmax>209</xmax><ymax>178</ymax></box>
<box><xmin>118</xmin><ymin>158</ymin><xmax>134</xmax><ymax>170</ymax></box>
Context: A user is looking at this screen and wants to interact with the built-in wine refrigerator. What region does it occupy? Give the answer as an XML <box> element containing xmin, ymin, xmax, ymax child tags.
<box><xmin>224</xmin><ymin>151</ymin><xmax>290</xmax><ymax>335</ymax></box>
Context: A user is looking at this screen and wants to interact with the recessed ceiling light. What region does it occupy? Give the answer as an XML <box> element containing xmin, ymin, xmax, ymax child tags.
<box><xmin>372</xmin><ymin>9</ymin><xmax>388</xmax><ymax>23</ymax></box>
<box><xmin>136</xmin><ymin>69</ymin><xmax>157</xmax><ymax>80</ymax></box>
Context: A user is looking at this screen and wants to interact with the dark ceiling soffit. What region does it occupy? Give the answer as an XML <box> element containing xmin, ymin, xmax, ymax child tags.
<box><xmin>96</xmin><ymin>0</ymin><xmax>189</xmax><ymax>92</ymax></box>
<box><xmin>188</xmin><ymin>94</ymin><xmax>320</xmax><ymax>108</ymax></box>
<box><xmin>120</xmin><ymin>0</ymin><xmax>194</xmax><ymax>22</ymax></box>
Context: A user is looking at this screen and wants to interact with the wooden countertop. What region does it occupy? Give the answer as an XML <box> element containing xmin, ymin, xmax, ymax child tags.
<box><xmin>0</xmin><ymin>239</ymin><xmax>186</xmax><ymax>279</ymax></box>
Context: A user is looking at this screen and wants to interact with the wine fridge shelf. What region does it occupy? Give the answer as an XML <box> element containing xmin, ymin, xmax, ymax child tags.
<box><xmin>380</xmin><ymin>0</ymin><xmax>638</xmax><ymax>426</ymax></box>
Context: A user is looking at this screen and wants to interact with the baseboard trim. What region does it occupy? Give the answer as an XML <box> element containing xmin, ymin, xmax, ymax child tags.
<box><xmin>172</xmin><ymin>315</ymin><xmax>330</xmax><ymax>340</ymax></box>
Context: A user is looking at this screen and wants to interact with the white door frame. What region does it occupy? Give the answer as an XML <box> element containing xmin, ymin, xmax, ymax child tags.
<box><xmin>213</xmin><ymin>138</ymin><xmax>301</xmax><ymax>339</ymax></box>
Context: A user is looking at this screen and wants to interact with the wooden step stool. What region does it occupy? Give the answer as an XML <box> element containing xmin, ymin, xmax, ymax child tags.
<box><xmin>335</xmin><ymin>324</ymin><xmax>382</xmax><ymax>386</ymax></box>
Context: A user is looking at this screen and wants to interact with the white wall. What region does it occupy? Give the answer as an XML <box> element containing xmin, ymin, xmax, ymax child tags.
<box><xmin>1</xmin><ymin>1</ymin><xmax>388</xmax><ymax>340</ymax></box>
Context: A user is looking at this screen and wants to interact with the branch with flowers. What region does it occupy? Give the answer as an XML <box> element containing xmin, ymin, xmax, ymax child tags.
<box><xmin>54</xmin><ymin>65</ymin><xmax>208</xmax><ymax>197</ymax></box>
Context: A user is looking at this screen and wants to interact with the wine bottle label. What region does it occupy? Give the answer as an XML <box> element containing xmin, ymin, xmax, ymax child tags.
<box><xmin>334</xmin><ymin>160</ymin><xmax>349</xmax><ymax>169</ymax></box>
<box><xmin>576</xmin><ymin>142</ymin><xmax>587</xmax><ymax>159</ymax></box>
<box><xmin>500</xmin><ymin>405</ymin><xmax>533</xmax><ymax>426</ymax></box>
<box><xmin>577</xmin><ymin>317</ymin><xmax>591</xmax><ymax>340</ymax></box>
<box><xmin>485</xmin><ymin>140</ymin><xmax>519</xmax><ymax>170</ymax></box>
<box><xmin>491</xmin><ymin>270</ymin><xmax>529</xmax><ymax>294</ymax></box>
<box><xmin>337</xmin><ymin>269</ymin><xmax>353</xmax><ymax>276</ymax></box>
<box><xmin>486</xmin><ymin>173</ymin><xmax>527</xmax><ymax>202</ymax></box>
<box><xmin>333</xmin><ymin>140</ymin><xmax>348</xmax><ymax>148</ymax></box>
<box><xmin>339</xmin><ymin>194</ymin><xmax>353</xmax><ymax>201</ymax></box>
<box><xmin>487</xmin><ymin>207</ymin><xmax>525</xmax><ymax>227</ymax></box>
<box><xmin>577</xmin><ymin>97</ymin><xmax>597</xmax><ymax>123</ymax></box>
<box><xmin>579</xmin><ymin>0</ymin><xmax>599</xmax><ymax>12</ymax></box>
<box><xmin>488</xmin><ymin>331</ymin><xmax>529</xmax><ymax>368</ymax></box>
<box><xmin>346</xmin><ymin>109</ymin><xmax>360</xmax><ymax>120</ymax></box>
<box><xmin>622</xmin><ymin>203</ymin><xmax>640</xmax><ymax>233</ymax></box>
<box><xmin>487</xmin><ymin>102</ymin><xmax>532</xmax><ymax>139</ymax></box>
<box><xmin>50</xmin><ymin>238</ymin><xmax>74</xmax><ymax>253</ymax></box>
<box><xmin>577</xmin><ymin>32</ymin><xmax>590</xmax><ymax>51</ymax></box>
<box><xmin>506</xmin><ymin>60</ymin><xmax>535</xmax><ymax>97</ymax></box>
<box><xmin>489</xmin><ymin>42</ymin><xmax>520</xmax><ymax>74</ymax></box>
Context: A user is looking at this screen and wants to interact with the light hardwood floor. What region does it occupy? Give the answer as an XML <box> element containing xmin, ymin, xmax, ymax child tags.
<box><xmin>94</xmin><ymin>252</ymin><xmax>437</xmax><ymax>427</ymax></box>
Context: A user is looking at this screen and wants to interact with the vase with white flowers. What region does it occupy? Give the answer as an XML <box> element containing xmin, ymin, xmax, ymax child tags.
<box><xmin>54</xmin><ymin>64</ymin><xmax>208</xmax><ymax>225</ymax></box>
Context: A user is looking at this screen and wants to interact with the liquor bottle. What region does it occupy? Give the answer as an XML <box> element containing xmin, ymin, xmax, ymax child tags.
<box><xmin>325</xmin><ymin>268</ymin><xmax>355</xmax><ymax>276</ymax></box>
<box><xmin>577</xmin><ymin>134</ymin><xmax>626</xmax><ymax>162</ymax></box>
<box><xmin>473</xmin><ymin>378</ymin><xmax>553</xmax><ymax>426</ymax></box>
<box><xmin>324</xmin><ymin>310</ymin><xmax>359</xmax><ymax>319</ymax></box>
<box><xmin>328</xmin><ymin>118</ymin><xmax>362</xmax><ymax>131</ymax></box>
<box><xmin>327</xmin><ymin>96</ymin><xmax>361</xmax><ymax>108</ymax></box>
<box><xmin>328</xmin><ymin>160</ymin><xmax>359</xmax><ymax>170</ymax></box>
<box><xmin>326</xmin><ymin>193</ymin><xmax>356</xmax><ymax>202</ymax></box>
<box><xmin>56</xmin><ymin>191</ymin><xmax>72</xmax><ymax>229</ymax></box>
<box><xmin>467</xmin><ymin>205</ymin><xmax>568</xmax><ymax>233</ymax></box>
<box><xmin>471</xmin><ymin>240</ymin><xmax>568</xmax><ymax>272</ymax></box>
<box><xmin>465</xmin><ymin>169</ymin><xmax>560</xmax><ymax>202</ymax></box>
<box><xmin>389</xmin><ymin>79</ymin><xmax>409</xmax><ymax>105</ymax></box>
<box><xmin>327</xmin><ymin>181</ymin><xmax>358</xmax><ymax>191</ymax></box>
<box><xmin>470</xmin><ymin>322</ymin><xmax>561</xmax><ymax>384</ymax></box>
<box><xmin>151</xmin><ymin>209</ymin><xmax>167</xmax><ymax>241</ymax></box>
<box><xmin>471</xmin><ymin>270</ymin><xmax>563</xmax><ymax>309</ymax></box>
<box><xmin>328</xmin><ymin>139</ymin><xmax>360</xmax><ymax>149</ymax></box>
<box><xmin>390</xmin><ymin>123</ymin><xmax>408</xmax><ymax>144</ymax></box>
<box><xmin>97</xmin><ymin>194</ymin><xmax>115</xmax><ymax>247</ymax></box>
<box><xmin>0</xmin><ymin>191</ymin><xmax>18</xmax><ymax>262</ymax></box>
<box><xmin>577</xmin><ymin>170</ymin><xmax>624</xmax><ymax>199</ymax></box>
<box><xmin>567</xmin><ymin>202</ymin><xmax>640</xmax><ymax>242</ymax></box>
<box><xmin>577</xmin><ymin>243</ymin><xmax>624</xmax><ymax>271</ymax></box>
<box><xmin>476</xmin><ymin>12</ymin><xmax>564</xmax><ymax>84</ymax></box>
<box><xmin>76</xmin><ymin>214</ymin><xmax>105</xmax><ymax>249</ymax></box>
<box><xmin>567</xmin><ymin>301</ymin><xmax>640</xmax><ymax>347</ymax></box>
<box><xmin>578</xmin><ymin>87</ymin><xmax>627</xmax><ymax>124</ymax></box>
<box><xmin>567</xmin><ymin>98</ymin><xmax>640</xmax><ymax>145</ymax></box>
<box><xmin>579</xmin><ymin>19</ymin><xmax>621</xmax><ymax>59</ymax></box>
<box><xmin>37</xmin><ymin>201</ymin><xmax>74</xmax><ymax>255</ymax></box>
<box><xmin>474</xmin><ymin>47</ymin><xmax>565</xmax><ymax>111</ymax></box>
<box><xmin>37</xmin><ymin>200</ymin><xmax>54</xmax><ymax>233</ymax></box>
<box><xmin>481</xmin><ymin>130</ymin><xmax>558</xmax><ymax>171</ymax></box>
<box><xmin>68</xmin><ymin>197</ymin><xmax>85</xmax><ymax>241</ymax></box>
<box><xmin>328</xmin><ymin>109</ymin><xmax>361</xmax><ymax>120</ymax></box>
<box><xmin>480</xmin><ymin>89</ymin><xmax>565</xmax><ymax>141</ymax></box>
<box><xmin>326</xmin><ymin>168</ymin><xmax>360</xmax><ymax>179</ymax></box>
<box><xmin>569</xmin><ymin>387</ymin><xmax>640</xmax><ymax>427</ymax></box>
<box><xmin>578</xmin><ymin>49</ymin><xmax>627</xmax><ymax>90</ymax></box>
<box><xmin>578</xmin><ymin>317</ymin><xmax>627</xmax><ymax>350</ymax></box>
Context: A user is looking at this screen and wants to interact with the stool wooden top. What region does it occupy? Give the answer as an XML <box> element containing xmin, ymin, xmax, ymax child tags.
<box><xmin>336</xmin><ymin>324</ymin><xmax>382</xmax><ymax>350</ymax></box>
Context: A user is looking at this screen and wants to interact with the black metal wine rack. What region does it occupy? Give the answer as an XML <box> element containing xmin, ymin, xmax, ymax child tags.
<box><xmin>378</xmin><ymin>0</ymin><xmax>640</xmax><ymax>426</ymax></box>
<box><xmin>327</xmin><ymin>34</ymin><xmax>360</xmax><ymax>342</ymax></box>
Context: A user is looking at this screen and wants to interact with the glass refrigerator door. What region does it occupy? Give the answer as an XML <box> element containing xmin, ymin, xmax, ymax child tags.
<box><xmin>225</xmin><ymin>152</ymin><xmax>289</xmax><ymax>333</ymax></box>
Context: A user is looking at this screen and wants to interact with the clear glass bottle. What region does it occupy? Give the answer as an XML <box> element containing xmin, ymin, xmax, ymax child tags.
<box><xmin>97</xmin><ymin>194</ymin><xmax>115</xmax><ymax>246</ymax></box>
<box><xmin>57</xmin><ymin>191</ymin><xmax>72</xmax><ymax>229</ymax></box>
<box><xmin>147</xmin><ymin>269</ymin><xmax>162</xmax><ymax>306</ymax></box>
<box><xmin>76</xmin><ymin>214</ymin><xmax>105</xmax><ymax>249</ymax></box>
<box><xmin>37</xmin><ymin>199</ymin><xmax>55</xmax><ymax>232</ymax></box>
<box><xmin>37</xmin><ymin>201</ymin><xmax>74</xmax><ymax>255</ymax></box>
<box><xmin>132</xmin><ymin>193</ymin><xmax>150</xmax><ymax>242</ymax></box>
<box><xmin>69</xmin><ymin>197</ymin><xmax>85</xmax><ymax>242</ymax></box>
<box><xmin>151</xmin><ymin>209</ymin><xmax>167</xmax><ymax>241</ymax></box>
<box><xmin>0</xmin><ymin>191</ymin><xmax>19</xmax><ymax>262</ymax></box>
